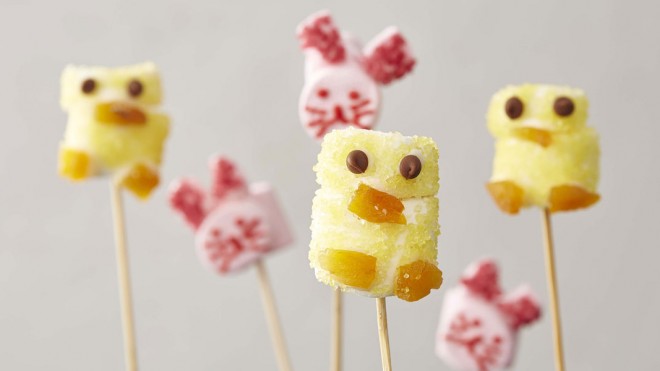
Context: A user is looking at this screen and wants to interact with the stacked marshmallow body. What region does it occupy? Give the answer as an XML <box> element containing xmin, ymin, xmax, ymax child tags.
<box><xmin>310</xmin><ymin>128</ymin><xmax>442</xmax><ymax>302</ymax></box>
<box><xmin>297</xmin><ymin>10</ymin><xmax>416</xmax><ymax>140</ymax></box>
<box><xmin>170</xmin><ymin>157</ymin><xmax>293</xmax><ymax>274</ymax></box>
<box><xmin>486</xmin><ymin>84</ymin><xmax>600</xmax><ymax>213</ymax></box>
<box><xmin>59</xmin><ymin>62</ymin><xmax>170</xmax><ymax>199</ymax></box>
<box><xmin>436</xmin><ymin>259</ymin><xmax>541</xmax><ymax>371</ymax></box>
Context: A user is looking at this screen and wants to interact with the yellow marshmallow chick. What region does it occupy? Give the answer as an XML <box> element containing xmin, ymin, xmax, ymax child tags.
<box><xmin>486</xmin><ymin>84</ymin><xmax>600</xmax><ymax>214</ymax></box>
<box><xmin>58</xmin><ymin>62</ymin><xmax>170</xmax><ymax>199</ymax></box>
<box><xmin>310</xmin><ymin>128</ymin><xmax>442</xmax><ymax>302</ymax></box>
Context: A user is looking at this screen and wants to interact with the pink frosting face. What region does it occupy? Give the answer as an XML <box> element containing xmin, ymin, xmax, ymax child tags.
<box><xmin>195</xmin><ymin>198</ymin><xmax>272</xmax><ymax>274</ymax></box>
<box><xmin>299</xmin><ymin>67</ymin><xmax>380</xmax><ymax>139</ymax></box>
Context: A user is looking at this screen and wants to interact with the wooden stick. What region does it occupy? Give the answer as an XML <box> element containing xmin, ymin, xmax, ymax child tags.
<box><xmin>541</xmin><ymin>208</ymin><xmax>566</xmax><ymax>371</ymax></box>
<box><xmin>331</xmin><ymin>289</ymin><xmax>343</xmax><ymax>371</ymax></box>
<box><xmin>109</xmin><ymin>183</ymin><xmax>138</xmax><ymax>371</ymax></box>
<box><xmin>376</xmin><ymin>298</ymin><xmax>392</xmax><ymax>371</ymax></box>
<box><xmin>255</xmin><ymin>260</ymin><xmax>293</xmax><ymax>371</ymax></box>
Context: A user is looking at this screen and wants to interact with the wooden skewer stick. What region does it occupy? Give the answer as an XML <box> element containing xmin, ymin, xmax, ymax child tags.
<box><xmin>256</xmin><ymin>260</ymin><xmax>293</xmax><ymax>371</ymax></box>
<box><xmin>109</xmin><ymin>183</ymin><xmax>139</xmax><ymax>371</ymax></box>
<box><xmin>541</xmin><ymin>208</ymin><xmax>566</xmax><ymax>371</ymax></box>
<box><xmin>331</xmin><ymin>289</ymin><xmax>343</xmax><ymax>371</ymax></box>
<box><xmin>376</xmin><ymin>298</ymin><xmax>392</xmax><ymax>371</ymax></box>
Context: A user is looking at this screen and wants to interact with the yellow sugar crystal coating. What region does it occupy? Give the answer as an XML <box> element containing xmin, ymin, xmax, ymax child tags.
<box><xmin>58</xmin><ymin>62</ymin><xmax>169</xmax><ymax>199</ymax></box>
<box><xmin>487</xmin><ymin>84</ymin><xmax>600</xmax><ymax>212</ymax></box>
<box><xmin>310</xmin><ymin>128</ymin><xmax>441</xmax><ymax>301</ymax></box>
<box><xmin>85</xmin><ymin>112</ymin><xmax>169</xmax><ymax>170</ymax></box>
<box><xmin>61</xmin><ymin>62</ymin><xmax>163</xmax><ymax>109</ymax></box>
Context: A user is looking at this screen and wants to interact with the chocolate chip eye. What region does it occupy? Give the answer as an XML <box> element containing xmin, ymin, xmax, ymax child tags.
<box><xmin>505</xmin><ymin>97</ymin><xmax>524</xmax><ymax>119</ymax></box>
<box><xmin>128</xmin><ymin>79</ymin><xmax>143</xmax><ymax>97</ymax></box>
<box><xmin>554</xmin><ymin>97</ymin><xmax>575</xmax><ymax>117</ymax></box>
<box><xmin>399</xmin><ymin>155</ymin><xmax>422</xmax><ymax>179</ymax></box>
<box><xmin>81</xmin><ymin>79</ymin><xmax>96</xmax><ymax>94</ymax></box>
<box><xmin>346</xmin><ymin>150</ymin><xmax>368</xmax><ymax>174</ymax></box>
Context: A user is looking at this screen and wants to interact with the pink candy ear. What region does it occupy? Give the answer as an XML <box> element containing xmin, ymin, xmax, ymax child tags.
<box><xmin>169</xmin><ymin>179</ymin><xmax>207</xmax><ymax>230</ymax></box>
<box><xmin>498</xmin><ymin>286</ymin><xmax>542</xmax><ymax>330</ymax></box>
<box><xmin>297</xmin><ymin>10</ymin><xmax>346</xmax><ymax>63</ymax></box>
<box><xmin>461</xmin><ymin>259</ymin><xmax>502</xmax><ymax>301</ymax></box>
<box><xmin>209</xmin><ymin>156</ymin><xmax>247</xmax><ymax>200</ymax></box>
<box><xmin>364</xmin><ymin>27</ymin><xmax>416</xmax><ymax>85</ymax></box>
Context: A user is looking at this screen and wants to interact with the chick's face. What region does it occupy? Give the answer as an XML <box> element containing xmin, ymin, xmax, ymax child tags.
<box><xmin>60</xmin><ymin>62</ymin><xmax>163</xmax><ymax>125</ymax></box>
<box><xmin>487</xmin><ymin>84</ymin><xmax>589</xmax><ymax>145</ymax></box>
<box><xmin>316</xmin><ymin>128</ymin><xmax>439</xmax><ymax>206</ymax></box>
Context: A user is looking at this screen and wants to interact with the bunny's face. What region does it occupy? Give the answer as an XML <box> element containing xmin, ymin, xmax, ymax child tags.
<box><xmin>297</xmin><ymin>11</ymin><xmax>416</xmax><ymax>141</ymax></box>
<box><xmin>436</xmin><ymin>260</ymin><xmax>541</xmax><ymax>370</ymax></box>
<box><xmin>436</xmin><ymin>287</ymin><xmax>515</xmax><ymax>370</ymax></box>
<box><xmin>299</xmin><ymin>66</ymin><xmax>380</xmax><ymax>140</ymax></box>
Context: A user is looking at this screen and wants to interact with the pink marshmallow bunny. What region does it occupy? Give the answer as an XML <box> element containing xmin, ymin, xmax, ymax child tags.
<box><xmin>436</xmin><ymin>259</ymin><xmax>541</xmax><ymax>371</ymax></box>
<box><xmin>297</xmin><ymin>10</ymin><xmax>416</xmax><ymax>140</ymax></box>
<box><xmin>169</xmin><ymin>156</ymin><xmax>293</xmax><ymax>275</ymax></box>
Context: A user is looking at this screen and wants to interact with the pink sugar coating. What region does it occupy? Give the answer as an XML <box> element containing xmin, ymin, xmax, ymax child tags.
<box><xmin>461</xmin><ymin>259</ymin><xmax>502</xmax><ymax>301</ymax></box>
<box><xmin>297</xmin><ymin>11</ymin><xmax>345</xmax><ymax>64</ymax></box>
<box><xmin>364</xmin><ymin>31</ymin><xmax>416</xmax><ymax>85</ymax></box>
<box><xmin>210</xmin><ymin>156</ymin><xmax>247</xmax><ymax>200</ymax></box>
<box><xmin>169</xmin><ymin>179</ymin><xmax>206</xmax><ymax>230</ymax></box>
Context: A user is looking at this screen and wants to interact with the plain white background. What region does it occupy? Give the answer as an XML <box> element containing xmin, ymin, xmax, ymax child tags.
<box><xmin>1</xmin><ymin>0</ymin><xmax>659</xmax><ymax>370</ymax></box>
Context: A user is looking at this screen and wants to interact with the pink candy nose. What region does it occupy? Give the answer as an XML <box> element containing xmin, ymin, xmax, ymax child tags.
<box><xmin>333</xmin><ymin>105</ymin><xmax>348</xmax><ymax>123</ymax></box>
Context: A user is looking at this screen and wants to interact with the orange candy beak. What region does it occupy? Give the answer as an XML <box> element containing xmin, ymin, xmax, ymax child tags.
<box><xmin>348</xmin><ymin>184</ymin><xmax>406</xmax><ymax>225</ymax></box>
<box><xmin>95</xmin><ymin>102</ymin><xmax>147</xmax><ymax>126</ymax></box>
<box><xmin>513</xmin><ymin>127</ymin><xmax>552</xmax><ymax>147</ymax></box>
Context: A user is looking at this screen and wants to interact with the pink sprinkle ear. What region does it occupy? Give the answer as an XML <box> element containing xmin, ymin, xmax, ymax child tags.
<box><xmin>498</xmin><ymin>286</ymin><xmax>542</xmax><ymax>330</ymax></box>
<box><xmin>364</xmin><ymin>27</ymin><xmax>416</xmax><ymax>85</ymax></box>
<box><xmin>461</xmin><ymin>259</ymin><xmax>502</xmax><ymax>301</ymax></box>
<box><xmin>169</xmin><ymin>179</ymin><xmax>207</xmax><ymax>230</ymax></box>
<box><xmin>297</xmin><ymin>10</ymin><xmax>346</xmax><ymax>63</ymax></box>
<box><xmin>209</xmin><ymin>156</ymin><xmax>247</xmax><ymax>200</ymax></box>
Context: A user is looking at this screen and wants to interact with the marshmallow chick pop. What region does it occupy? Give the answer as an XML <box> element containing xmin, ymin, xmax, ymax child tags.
<box><xmin>170</xmin><ymin>156</ymin><xmax>293</xmax><ymax>371</ymax></box>
<box><xmin>485</xmin><ymin>84</ymin><xmax>601</xmax><ymax>371</ymax></box>
<box><xmin>297</xmin><ymin>11</ymin><xmax>416</xmax><ymax>371</ymax></box>
<box><xmin>59</xmin><ymin>62</ymin><xmax>169</xmax><ymax>198</ymax></box>
<box><xmin>436</xmin><ymin>259</ymin><xmax>541</xmax><ymax>371</ymax></box>
<box><xmin>58</xmin><ymin>62</ymin><xmax>170</xmax><ymax>371</ymax></box>
<box><xmin>311</xmin><ymin>128</ymin><xmax>442</xmax><ymax>371</ymax></box>
<box><xmin>297</xmin><ymin>10</ymin><xmax>415</xmax><ymax>140</ymax></box>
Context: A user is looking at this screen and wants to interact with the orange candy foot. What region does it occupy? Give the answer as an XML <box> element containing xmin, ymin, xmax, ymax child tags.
<box><xmin>395</xmin><ymin>260</ymin><xmax>443</xmax><ymax>302</ymax></box>
<box><xmin>120</xmin><ymin>163</ymin><xmax>160</xmax><ymax>199</ymax></box>
<box><xmin>548</xmin><ymin>185</ymin><xmax>600</xmax><ymax>212</ymax></box>
<box><xmin>486</xmin><ymin>180</ymin><xmax>524</xmax><ymax>215</ymax></box>
<box><xmin>59</xmin><ymin>148</ymin><xmax>90</xmax><ymax>181</ymax></box>
<box><xmin>318</xmin><ymin>249</ymin><xmax>377</xmax><ymax>290</ymax></box>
